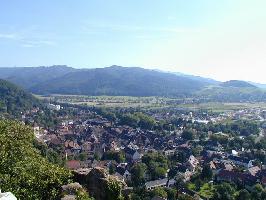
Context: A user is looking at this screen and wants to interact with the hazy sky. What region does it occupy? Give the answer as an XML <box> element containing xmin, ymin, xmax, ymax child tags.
<box><xmin>1</xmin><ymin>0</ymin><xmax>266</xmax><ymax>83</ymax></box>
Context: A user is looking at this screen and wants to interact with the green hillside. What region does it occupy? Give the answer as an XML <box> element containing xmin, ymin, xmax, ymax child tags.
<box><xmin>30</xmin><ymin>66</ymin><xmax>209</xmax><ymax>97</ymax></box>
<box><xmin>0</xmin><ymin>79</ymin><xmax>40</xmax><ymax>116</ymax></box>
<box><xmin>220</xmin><ymin>80</ymin><xmax>257</xmax><ymax>88</ymax></box>
<box><xmin>198</xmin><ymin>84</ymin><xmax>266</xmax><ymax>102</ymax></box>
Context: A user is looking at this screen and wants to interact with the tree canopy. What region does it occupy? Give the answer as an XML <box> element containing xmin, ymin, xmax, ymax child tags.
<box><xmin>0</xmin><ymin>120</ymin><xmax>72</xmax><ymax>199</ymax></box>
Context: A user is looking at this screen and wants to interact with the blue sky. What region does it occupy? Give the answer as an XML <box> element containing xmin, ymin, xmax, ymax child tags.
<box><xmin>1</xmin><ymin>0</ymin><xmax>266</xmax><ymax>83</ymax></box>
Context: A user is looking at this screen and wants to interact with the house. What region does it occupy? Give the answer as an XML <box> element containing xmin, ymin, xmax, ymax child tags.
<box><xmin>132</xmin><ymin>151</ymin><xmax>143</xmax><ymax>162</ymax></box>
<box><xmin>186</xmin><ymin>155</ymin><xmax>199</xmax><ymax>172</ymax></box>
<box><xmin>110</xmin><ymin>141</ymin><xmax>120</xmax><ymax>151</ymax></box>
<box><xmin>223</xmin><ymin>162</ymin><xmax>234</xmax><ymax>171</ymax></box>
<box><xmin>248</xmin><ymin>166</ymin><xmax>261</xmax><ymax>176</ymax></box>
<box><xmin>48</xmin><ymin>137</ymin><xmax>62</xmax><ymax>147</ymax></box>
<box><xmin>124</xmin><ymin>144</ymin><xmax>142</xmax><ymax>162</ymax></box>
<box><xmin>208</xmin><ymin>160</ymin><xmax>234</xmax><ymax>174</ymax></box>
<box><xmin>176</xmin><ymin>164</ymin><xmax>193</xmax><ymax>182</ymax></box>
<box><xmin>116</xmin><ymin>166</ymin><xmax>131</xmax><ymax>182</ymax></box>
<box><xmin>145</xmin><ymin>178</ymin><xmax>176</xmax><ymax>190</ymax></box>
<box><xmin>164</xmin><ymin>149</ymin><xmax>175</xmax><ymax>156</ymax></box>
<box><xmin>216</xmin><ymin>170</ymin><xmax>257</xmax><ymax>187</ymax></box>
<box><xmin>91</xmin><ymin>160</ymin><xmax>116</xmax><ymax>170</ymax></box>
<box><xmin>202</xmin><ymin>150</ymin><xmax>224</xmax><ymax>161</ymax></box>
<box><xmin>33</xmin><ymin>124</ymin><xmax>40</xmax><ymax>135</ymax></box>
<box><xmin>81</xmin><ymin>142</ymin><xmax>93</xmax><ymax>152</ymax></box>
<box><xmin>228</xmin><ymin>155</ymin><xmax>253</xmax><ymax>168</ymax></box>
<box><xmin>47</xmin><ymin>103</ymin><xmax>61</xmax><ymax>111</ymax></box>
<box><xmin>66</xmin><ymin>160</ymin><xmax>81</xmax><ymax>170</ymax></box>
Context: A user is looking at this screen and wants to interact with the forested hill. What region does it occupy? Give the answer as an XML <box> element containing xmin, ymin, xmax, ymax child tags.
<box><xmin>29</xmin><ymin>66</ymin><xmax>209</xmax><ymax>96</ymax></box>
<box><xmin>198</xmin><ymin>82</ymin><xmax>266</xmax><ymax>102</ymax></box>
<box><xmin>1</xmin><ymin>65</ymin><xmax>266</xmax><ymax>101</ymax></box>
<box><xmin>221</xmin><ymin>80</ymin><xmax>257</xmax><ymax>88</ymax></box>
<box><xmin>0</xmin><ymin>65</ymin><xmax>211</xmax><ymax>96</ymax></box>
<box><xmin>0</xmin><ymin>79</ymin><xmax>40</xmax><ymax>116</ymax></box>
<box><xmin>0</xmin><ymin>65</ymin><xmax>75</xmax><ymax>88</ymax></box>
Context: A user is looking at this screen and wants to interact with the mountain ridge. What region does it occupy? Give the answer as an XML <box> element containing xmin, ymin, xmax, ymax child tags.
<box><xmin>0</xmin><ymin>65</ymin><xmax>76</xmax><ymax>89</ymax></box>
<box><xmin>29</xmin><ymin>66</ymin><xmax>209</xmax><ymax>97</ymax></box>
<box><xmin>0</xmin><ymin>65</ymin><xmax>264</xmax><ymax>100</ymax></box>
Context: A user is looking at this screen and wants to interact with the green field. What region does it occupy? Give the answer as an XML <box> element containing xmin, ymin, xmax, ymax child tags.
<box><xmin>36</xmin><ymin>94</ymin><xmax>266</xmax><ymax>112</ymax></box>
<box><xmin>36</xmin><ymin>95</ymin><xmax>171</xmax><ymax>108</ymax></box>
<box><xmin>181</xmin><ymin>102</ymin><xmax>266</xmax><ymax>112</ymax></box>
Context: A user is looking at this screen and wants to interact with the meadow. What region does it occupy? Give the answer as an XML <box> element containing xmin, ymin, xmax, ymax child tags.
<box><xmin>36</xmin><ymin>94</ymin><xmax>266</xmax><ymax>113</ymax></box>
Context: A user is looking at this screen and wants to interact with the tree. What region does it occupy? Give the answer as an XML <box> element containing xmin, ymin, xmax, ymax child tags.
<box><xmin>142</xmin><ymin>153</ymin><xmax>168</xmax><ymax>180</ymax></box>
<box><xmin>106</xmin><ymin>178</ymin><xmax>124</xmax><ymax>200</ymax></box>
<box><xmin>105</xmin><ymin>112</ymin><xmax>117</xmax><ymax>122</ymax></box>
<box><xmin>131</xmin><ymin>163</ymin><xmax>147</xmax><ymax>187</ymax></box>
<box><xmin>94</xmin><ymin>153</ymin><xmax>101</xmax><ymax>161</ymax></box>
<box><xmin>120</xmin><ymin>114</ymin><xmax>139</xmax><ymax>128</ymax></box>
<box><xmin>0</xmin><ymin>120</ymin><xmax>72</xmax><ymax>199</ymax></box>
<box><xmin>178</xmin><ymin>194</ymin><xmax>194</xmax><ymax>200</ymax></box>
<box><xmin>99</xmin><ymin>108</ymin><xmax>117</xmax><ymax>125</ymax></box>
<box><xmin>177</xmin><ymin>151</ymin><xmax>187</xmax><ymax>163</ymax></box>
<box><xmin>168</xmin><ymin>168</ymin><xmax>177</xmax><ymax>180</ymax></box>
<box><xmin>103</xmin><ymin>151</ymin><xmax>125</xmax><ymax>163</ymax></box>
<box><xmin>78</xmin><ymin>152</ymin><xmax>87</xmax><ymax>161</ymax></box>
<box><xmin>201</xmin><ymin>164</ymin><xmax>213</xmax><ymax>181</ymax></box>
<box><xmin>151</xmin><ymin>187</ymin><xmax>167</xmax><ymax>199</ymax></box>
<box><xmin>251</xmin><ymin>184</ymin><xmax>266</xmax><ymax>200</ymax></box>
<box><xmin>76</xmin><ymin>189</ymin><xmax>94</xmax><ymax>200</ymax></box>
<box><xmin>153</xmin><ymin>167</ymin><xmax>167</xmax><ymax>180</ymax></box>
<box><xmin>181</xmin><ymin>129</ymin><xmax>195</xmax><ymax>140</ymax></box>
<box><xmin>192</xmin><ymin>146</ymin><xmax>203</xmax><ymax>157</ymax></box>
<box><xmin>135</xmin><ymin>112</ymin><xmax>156</xmax><ymax>130</ymax></box>
<box><xmin>119</xmin><ymin>112</ymin><xmax>157</xmax><ymax>130</ymax></box>
<box><xmin>236</xmin><ymin>189</ymin><xmax>251</xmax><ymax>200</ymax></box>
<box><xmin>109</xmin><ymin>163</ymin><xmax>116</xmax><ymax>175</ymax></box>
<box><xmin>166</xmin><ymin>188</ymin><xmax>177</xmax><ymax>200</ymax></box>
<box><xmin>130</xmin><ymin>193</ymin><xmax>142</xmax><ymax>200</ymax></box>
<box><xmin>212</xmin><ymin>183</ymin><xmax>235</xmax><ymax>200</ymax></box>
<box><xmin>46</xmin><ymin>148</ymin><xmax>65</xmax><ymax>166</ymax></box>
<box><xmin>175</xmin><ymin>175</ymin><xmax>185</xmax><ymax>198</ymax></box>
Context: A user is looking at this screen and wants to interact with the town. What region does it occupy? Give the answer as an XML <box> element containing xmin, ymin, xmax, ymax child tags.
<box><xmin>1</xmin><ymin>1</ymin><xmax>266</xmax><ymax>199</ymax></box>
<box><xmin>22</xmin><ymin>100</ymin><xmax>266</xmax><ymax>200</ymax></box>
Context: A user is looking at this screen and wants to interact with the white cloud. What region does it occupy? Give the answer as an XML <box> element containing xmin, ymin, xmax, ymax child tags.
<box><xmin>0</xmin><ymin>33</ymin><xmax>18</xmax><ymax>39</ymax></box>
<box><xmin>82</xmin><ymin>21</ymin><xmax>202</xmax><ymax>34</ymax></box>
<box><xmin>0</xmin><ymin>30</ymin><xmax>56</xmax><ymax>48</ymax></box>
<box><xmin>21</xmin><ymin>44</ymin><xmax>36</xmax><ymax>48</ymax></box>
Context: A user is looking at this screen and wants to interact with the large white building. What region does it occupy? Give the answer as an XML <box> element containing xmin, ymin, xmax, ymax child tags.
<box><xmin>47</xmin><ymin>103</ymin><xmax>61</xmax><ymax>111</ymax></box>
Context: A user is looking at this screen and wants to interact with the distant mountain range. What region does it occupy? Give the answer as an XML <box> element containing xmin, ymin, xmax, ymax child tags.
<box><xmin>0</xmin><ymin>65</ymin><xmax>75</xmax><ymax>89</ymax></box>
<box><xmin>29</xmin><ymin>66</ymin><xmax>210</xmax><ymax>97</ymax></box>
<box><xmin>0</xmin><ymin>65</ymin><xmax>265</xmax><ymax>101</ymax></box>
<box><xmin>248</xmin><ymin>81</ymin><xmax>266</xmax><ymax>89</ymax></box>
<box><xmin>170</xmin><ymin>71</ymin><xmax>219</xmax><ymax>85</ymax></box>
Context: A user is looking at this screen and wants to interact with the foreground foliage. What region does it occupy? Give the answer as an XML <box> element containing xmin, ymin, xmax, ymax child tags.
<box><xmin>0</xmin><ymin>120</ymin><xmax>72</xmax><ymax>199</ymax></box>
